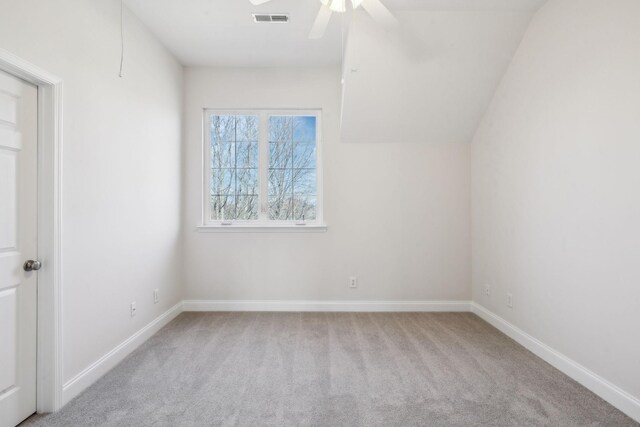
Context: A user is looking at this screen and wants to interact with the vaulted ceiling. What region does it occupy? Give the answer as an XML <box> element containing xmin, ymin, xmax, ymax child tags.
<box><xmin>341</xmin><ymin>7</ymin><xmax>542</xmax><ymax>143</ymax></box>
<box><xmin>126</xmin><ymin>0</ymin><xmax>547</xmax><ymax>143</ymax></box>
<box><xmin>125</xmin><ymin>0</ymin><xmax>546</xmax><ymax>67</ymax></box>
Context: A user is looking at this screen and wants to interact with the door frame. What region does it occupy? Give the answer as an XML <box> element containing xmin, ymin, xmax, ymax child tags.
<box><xmin>0</xmin><ymin>48</ymin><xmax>63</xmax><ymax>413</ymax></box>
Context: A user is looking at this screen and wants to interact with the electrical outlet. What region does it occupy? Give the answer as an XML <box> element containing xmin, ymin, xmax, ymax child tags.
<box><xmin>130</xmin><ymin>302</ymin><xmax>137</xmax><ymax>317</ymax></box>
<box><xmin>153</xmin><ymin>289</ymin><xmax>159</xmax><ymax>304</ymax></box>
<box><xmin>507</xmin><ymin>293</ymin><xmax>513</xmax><ymax>308</ymax></box>
<box><xmin>484</xmin><ymin>285</ymin><xmax>491</xmax><ymax>297</ymax></box>
<box><xmin>349</xmin><ymin>277</ymin><xmax>358</xmax><ymax>288</ymax></box>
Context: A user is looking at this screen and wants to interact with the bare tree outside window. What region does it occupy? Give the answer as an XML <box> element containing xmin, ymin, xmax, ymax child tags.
<box><xmin>268</xmin><ymin>116</ymin><xmax>317</xmax><ymax>221</ymax></box>
<box><xmin>208</xmin><ymin>111</ymin><xmax>319</xmax><ymax>224</ymax></box>
<box><xmin>210</xmin><ymin>115</ymin><xmax>259</xmax><ymax>220</ymax></box>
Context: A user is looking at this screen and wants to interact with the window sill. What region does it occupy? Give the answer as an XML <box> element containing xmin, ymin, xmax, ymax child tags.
<box><xmin>196</xmin><ymin>224</ymin><xmax>328</xmax><ymax>233</ymax></box>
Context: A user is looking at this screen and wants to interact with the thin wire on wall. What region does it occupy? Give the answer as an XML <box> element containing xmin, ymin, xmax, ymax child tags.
<box><xmin>119</xmin><ymin>0</ymin><xmax>124</xmax><ymax>77</ymax></box>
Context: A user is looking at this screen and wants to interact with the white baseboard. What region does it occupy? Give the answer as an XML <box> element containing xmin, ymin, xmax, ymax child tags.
<box><xmin>182</xmin><ymin>299</ymin><xmax>472</xmax><ymax>312</ymax></box>
<box><xmin>471</xmin><ymin>302</ymin><xmax>640</xmax><ymax>423</ymax></box>
<box><xmin>61</xmin><ymin>301</ymin><xmax>183</xmax><ymax>406</ymax></box>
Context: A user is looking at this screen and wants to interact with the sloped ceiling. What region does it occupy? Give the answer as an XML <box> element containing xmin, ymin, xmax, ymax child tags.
<box><xmin>340</xmin><ymin>7</ymin><xmax>541</xmax><ymax>143</ymax></box>
<box><xmin>124</xmin><ymin>0</ymin><xmax>546</xmax><ymax>68</ymax></box>
<box><xmin>124</xmin><ymin>0</ymin><xmax>547</xmax><ymax>144</ymax></box>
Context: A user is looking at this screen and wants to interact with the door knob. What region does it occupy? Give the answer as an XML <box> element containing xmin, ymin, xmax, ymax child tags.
<box><xmin>23</xmin><ymin>260</ymin><xmax>42</xmax><ymax>271</ymax></box>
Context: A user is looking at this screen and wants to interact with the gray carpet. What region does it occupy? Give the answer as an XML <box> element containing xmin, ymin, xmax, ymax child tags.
<box><xmin>22</xmin><ymin>312</ymin><xmax>636</xmax><ymax>427</ymax></box>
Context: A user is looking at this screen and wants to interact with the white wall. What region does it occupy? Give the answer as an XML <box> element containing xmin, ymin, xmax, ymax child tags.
<box><xmin>0</xmin><ymin>0</ymin><xmax>184</xmax><ymax>385</ymax></box>
<box><xmin>184</xmin><ymin>67</ymin><xmax>470</xmax><ymax>302</ymax></box>
<box><xmin>472</xmin><ymin>0</ymin><xmax>640</xmax><ymax>406</ymax></box>
<box><xmin>341</xmin><ymin>9</ymin><xmax>536</xmax><ymax>144</ymax></box>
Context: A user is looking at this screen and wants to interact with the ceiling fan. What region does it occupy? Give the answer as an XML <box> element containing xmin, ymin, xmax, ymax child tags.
<box><xmin>249</xmin><ymin>0</ymin><xmax>398</xmax><ymax>39</ymax></box>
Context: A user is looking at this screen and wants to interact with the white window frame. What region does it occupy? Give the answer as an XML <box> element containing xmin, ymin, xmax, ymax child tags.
<box><xmin>198</xmin><ymin>109</ymin><xmax>326</xmax><ymax>232</ymax></box>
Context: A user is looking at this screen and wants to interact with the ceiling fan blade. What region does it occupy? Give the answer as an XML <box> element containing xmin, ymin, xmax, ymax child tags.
<box><xmin>360</xmin><ymin>0</ymin><xmax>398</xmax><ymax>29</ymax></box>
<box><xmin>309</xmin><ymin>4</ymin><xmax>333</xmax><ymax>39</ymax></box>
<box><xmin>249</xmin><ymin>0</ymin><xmax>272</xmax><ymax>5</ymax></box>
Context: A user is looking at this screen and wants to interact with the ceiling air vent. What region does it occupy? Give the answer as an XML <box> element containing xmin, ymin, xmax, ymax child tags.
<box><xmin>252</xmin><ymin>13</ymin><xmax>290</xmax><ymax>23</ymax></box>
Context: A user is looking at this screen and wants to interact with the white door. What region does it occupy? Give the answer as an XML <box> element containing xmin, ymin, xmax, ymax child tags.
<box><xmin>0</xmin><ymin>70</ymin><xmax>38</xmax><ymax>427</ymax></box>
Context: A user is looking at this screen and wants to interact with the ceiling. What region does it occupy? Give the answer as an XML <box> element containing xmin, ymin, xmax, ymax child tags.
<box><xmin>124</xmin><ymin>0</ymin><xmax>343</xmax><ymax>67</ymax></box>
<box><xmin>125</xmin><ymin>0</ymin><xmax>547</xmax><ymax>67</ymax></box>
<box><xmin>340</xmin><ymin>7</ymin><xmax>543</xmax><ymax>143</ymax></box>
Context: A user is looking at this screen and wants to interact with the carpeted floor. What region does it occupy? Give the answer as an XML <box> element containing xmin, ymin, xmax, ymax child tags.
<box><xmin>22</xmin><ymin>312</ymin><xmax>636</xmax><ymax>427</ymax></box>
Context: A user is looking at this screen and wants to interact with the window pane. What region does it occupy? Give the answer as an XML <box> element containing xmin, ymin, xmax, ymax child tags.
<box><xmin>269</xmin><ymin>169</ymin><xmax>293</xmax><ymax>196</ymax></box>
<box><xmin>210</xmin><ymin>113</ymin><xmax>259</xmax><ymax>221</ymax></box>
<box><xmin>269</xmin><ymin>116</ymin><xmax>293</xmax><ymax>142</ymax></box>
<box><xmin>269</xmin><ymin>196</ymin><xmax>293</xmax><ymax>220</ymax></box>
<box><xmin>236</xmin><ymin>195</ymin><xmax>258</xmax><ymax>220</ymax></box>
<box><xmin>293</xmin><ymin>116</ymin><xmax>316</xmax><ymax>143</ymax></box>
<box><xmin>293</xmin><ymin>195</ymin><xmax>316</xmax><ymax>221</ymax></box>
<box><xmin>211</xmin><ymin>115</ymin><xmax>235</xmax><ymax>142</ymax></box>
<box><xmin>236</xmin><ymin>116</ymin><xmax>259</xmax><ymax>142</ymax></box>
<box><xmin>269</xmin><ymin>142</ymin><xmax>292</xmax><ymax>169</ymax></box>
<box><xmin>211</xmin><ymin>169</ymin><xmax>235</xmax><ymax>196</ymax></box>
<box><xmin>293</xmin><ymin>142</ymin><xmax>316</xmax><ymax>169</ymax></box>
<box><xmin>236</xmin><ymin>142</ymin><xmax>258</xmax><ymax>168</ymax></box>
<box><xmin>237</xmin><ymin>168</ymin><xmax>259</xmax><ymax>196</ymax></box>
<box><xmin>211</xmin><ymin>195</ymin><xmax>235</xmax><ymax>221</ymax></box>
<box><xmin>268</xmin><ymin>115</ymin><xmax>317</xmax><ymax>221</ymax></box>
<box><xmin>211</xmin><ymin>141</ymin><xmax>235</xmax><ymax>169</ymax></box>
<box><xmin>293</xmin><ymin>168</ymin><xmax>316</xmax><ymax>195</ymax></box>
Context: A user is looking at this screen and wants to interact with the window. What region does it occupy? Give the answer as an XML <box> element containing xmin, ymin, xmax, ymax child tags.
<box><xmin>202</xmin><ymin>110</ymin><xmax>324</xmax><ymax>230</ymax></box>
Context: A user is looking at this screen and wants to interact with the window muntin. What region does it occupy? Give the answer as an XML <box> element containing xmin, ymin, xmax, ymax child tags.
<box><xmin>204</xmin><ymin>110</ymin><xmax>322</xmax><ymax>227</ymax></box>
